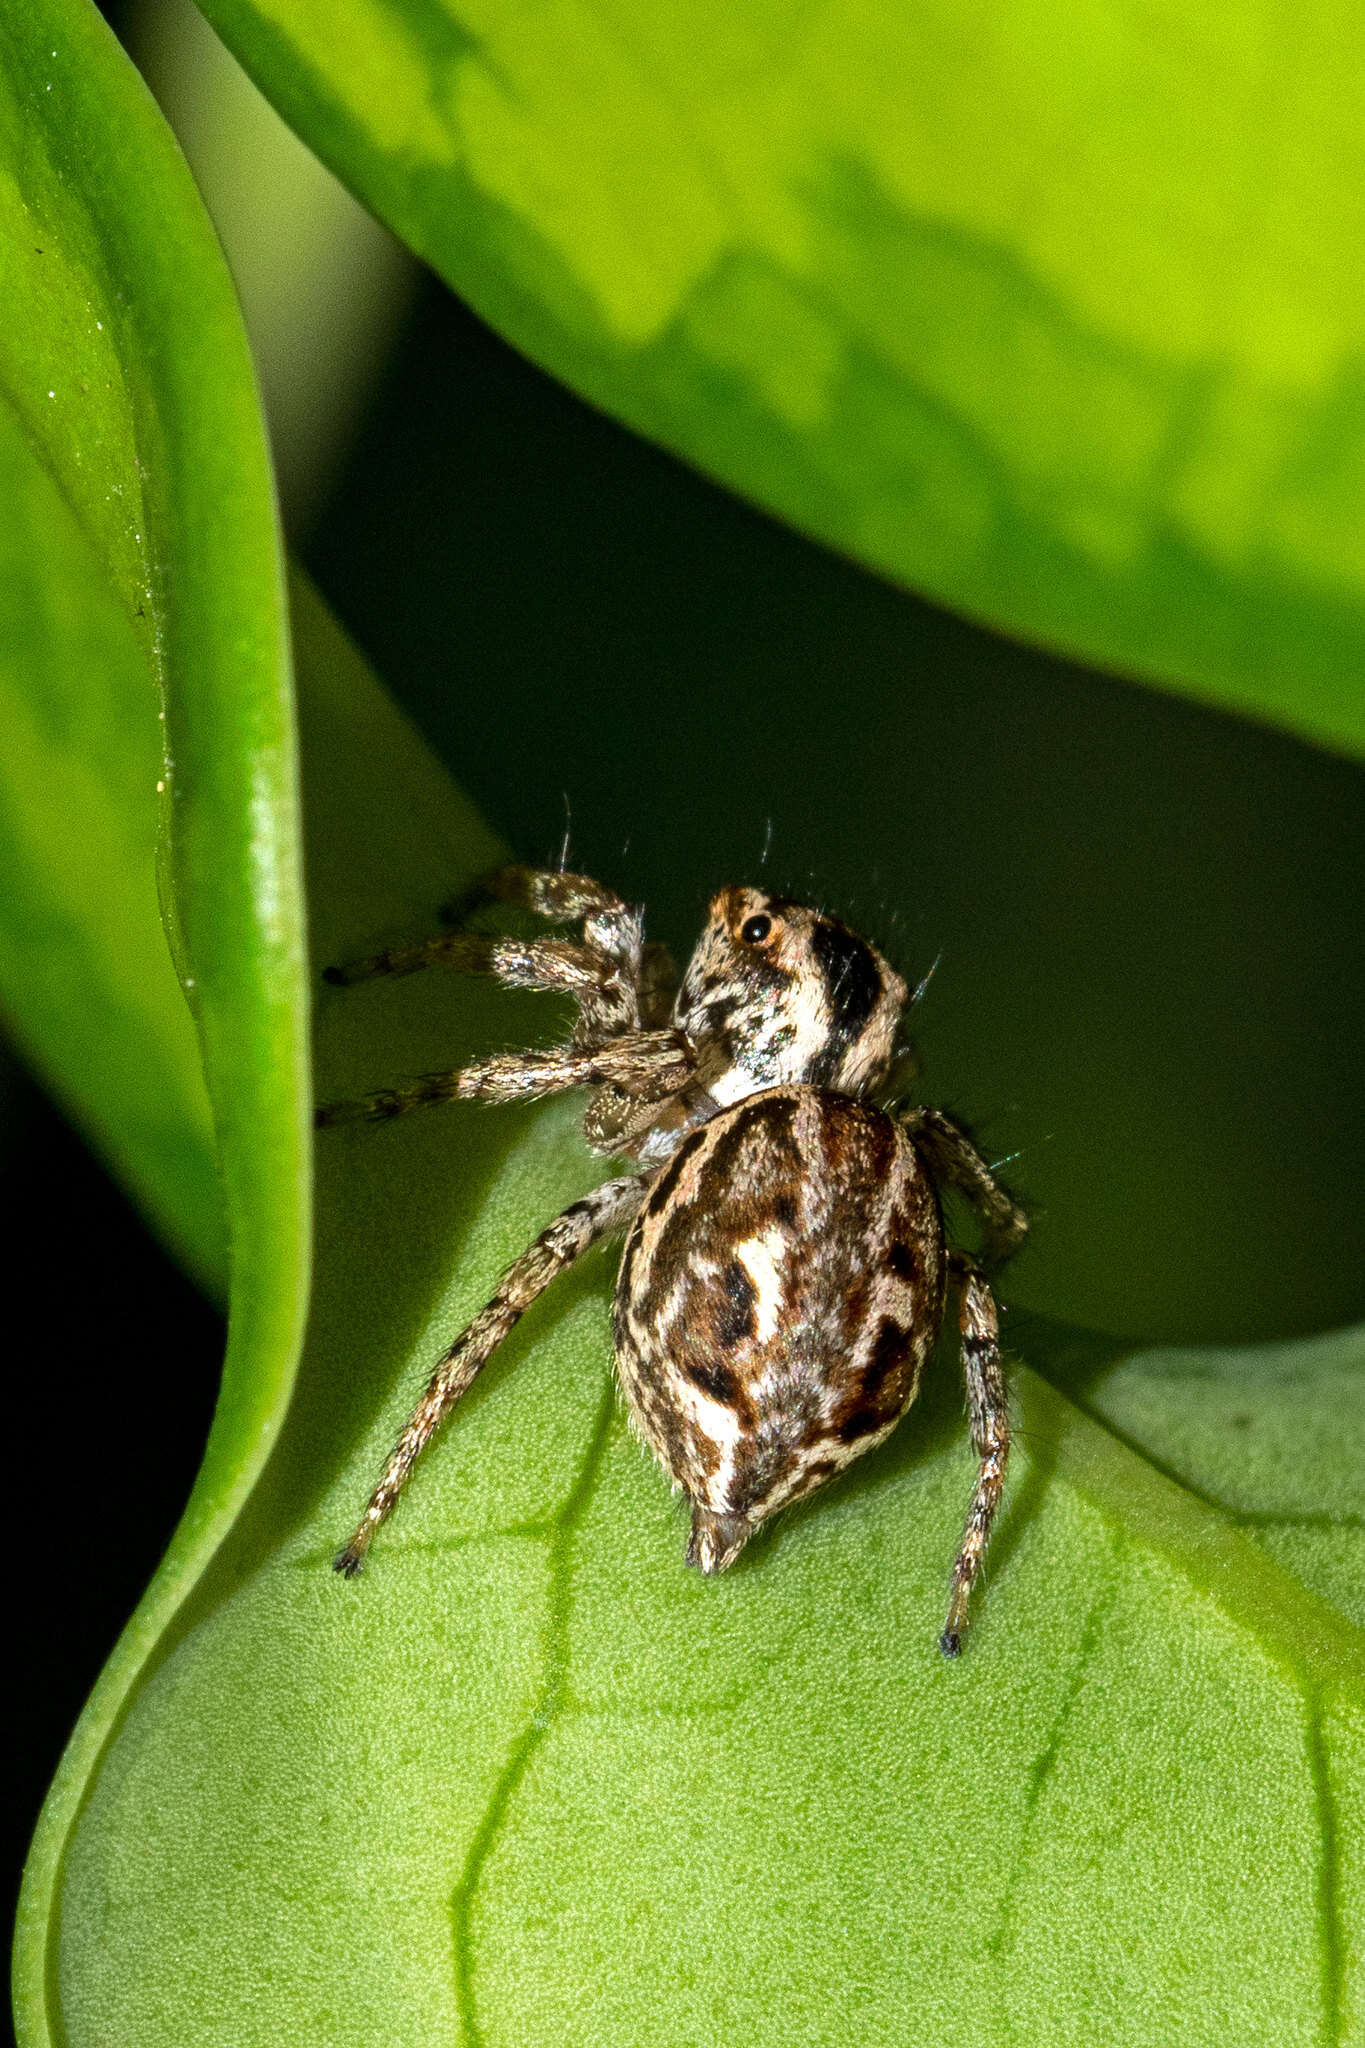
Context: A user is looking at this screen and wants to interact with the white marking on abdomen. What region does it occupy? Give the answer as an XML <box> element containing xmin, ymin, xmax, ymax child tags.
<box><xmin>734</xmin><ymin>1229</ymin><xmax>789</xmax><ymax>1344</ymax></box>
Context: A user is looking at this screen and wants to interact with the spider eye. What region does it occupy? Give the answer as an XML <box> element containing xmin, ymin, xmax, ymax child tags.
<box><xmin>740</xmin><ymin>914</ymin><xmax>773</xmax><ymax>945</ymax></box>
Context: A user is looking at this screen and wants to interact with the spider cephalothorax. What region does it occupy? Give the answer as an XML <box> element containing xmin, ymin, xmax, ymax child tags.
<box><xmin>318</xmin><ymin>864</ymin><xmax>1027</xmax><ymax>1654</ymax></box>
<box><xmin>672</xmin><ymin>886</ymin><xmax>907</xmax><ymax>1102</ymax></box>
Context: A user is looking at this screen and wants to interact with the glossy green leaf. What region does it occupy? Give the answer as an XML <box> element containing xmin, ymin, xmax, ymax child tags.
<box><xmin>23</xmin><ymin>575</ymin><xmax>1365</xmax><ymax>2047</ymax></box>
<box><xmin>0</xmin><ymin>407</ymin><xmax>222</xmax><ymax>1292</ymax></box>
<box><xmin>193</xmin><ymin>0</ymin><xmax>1365</xmax><ymax>759</ymax></box>
<box><xmin>6</xmin><ymin>0</ymin><xmax>307</xmax><ymax>2017</ymax></box>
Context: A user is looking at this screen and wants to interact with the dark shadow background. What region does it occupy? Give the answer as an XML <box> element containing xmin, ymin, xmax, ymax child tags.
<box><xmin>12</xmin><ymin>96</ymin><xmax>1365</xmax><ymax>2022</ymax></box>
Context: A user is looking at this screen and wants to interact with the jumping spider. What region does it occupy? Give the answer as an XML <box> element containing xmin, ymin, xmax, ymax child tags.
<box><xmin>317</xmin><ymin>865</ymin><xmax>1027</xmax><ymax>1654</ymax></box>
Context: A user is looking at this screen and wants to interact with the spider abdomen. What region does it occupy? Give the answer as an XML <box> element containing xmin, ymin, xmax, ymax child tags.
<box><xmin>612</xmin><ymin>1086</ymin><xmax>945</xmax><ymax>1571</ymax></box>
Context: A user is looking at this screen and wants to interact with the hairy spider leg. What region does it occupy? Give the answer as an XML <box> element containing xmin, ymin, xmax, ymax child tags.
<box><xmin>439</xmin><ymin>862</ymin><xmax>629</xmax><ymax>930</ymax></box>
<box><xmin>314</xmin><ymin>1029</ymin><xmax>692</xmax><ymax>1128</ymax></box>
<box><xmin>336</xmin><ymin>1174</ymin><xmax>647</xmax><ymax>1574</ymax></box>
<box><xmin>901</xmin><ymin>1105</ymin><xmax>1029</xmax><ymax>1268</ymax></box>
<box><xmin>322</xmin><ymin>931</ymin><xmax>619</xmax><ymax>994</ymax></box>
<box><xmin>316</xmin><ymin>879</ymin><xmax>683</xmax><ymax>1129</ymax></box>
<box><xmin>940</xmin><ymin>1254</ymin><xmax>1010</xmax><ymax>1655</ymax></box>
<box><xmin>322</xmin><ymin>862</ymin><xmax>664</xmax><ymax>1130</ymax></box>
<box><xmin>439</xmin><ymin>863</ymin><xmax>660</xmax><ymax>1048</ymax></box>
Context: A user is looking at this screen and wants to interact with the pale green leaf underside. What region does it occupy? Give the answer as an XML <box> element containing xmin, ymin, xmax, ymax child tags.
<box><xmin>199</xmin><ymin>0</ymin><xmax>1365</xmax><ymax>759</ymax></box>
<box><xmin>47</xmin><ymin>585</ymin><xmax>1365</xmax><ymax>2048</ymax></box>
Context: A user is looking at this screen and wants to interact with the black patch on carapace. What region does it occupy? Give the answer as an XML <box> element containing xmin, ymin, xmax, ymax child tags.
<box><xmin>682</xmin><ymin>1352</ymin><xmax>742</xmax><ymax>1405</ymax></box>
<box><xmin>809</xmin><ymin>920</ymin><xmax>883</xmax><ymax>1083</ymax></box>
<box><xmin>887</xmin><ymin>1239</ymin><xmax>917</xmax><ymax>1282</ymax></box>
<box><xmin>837</xmin><ymin>1404</ymin><xmax>896</xmax><ymax>1444</ymax></box>
<box><xmin>835</xmin><ymin>1316</ymin><xmax>913</xmax><ymax>1441</ymax></box>
<box><xmin>715</xmin><ymin>1259</ymin><xmax>758</xmax><ymax>1348</ymax></box>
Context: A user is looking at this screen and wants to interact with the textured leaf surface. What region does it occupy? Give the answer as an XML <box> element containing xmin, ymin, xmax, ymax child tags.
<box><xmin>7</xmin><ymin>0</ymin><xmax>307</xmax><ymax>2021</ymax></box>
<box><xmin>36</xmin><ymin>582</ymin><xmax>1365</xmax><ymax>2048</ymax></box>
<box><xmin>196</xmin><ymin>0</ymin><xmax>1365</xmax><ymax>758</ymax></box>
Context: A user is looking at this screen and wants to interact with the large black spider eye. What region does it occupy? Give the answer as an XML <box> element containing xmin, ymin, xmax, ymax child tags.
<box><xmin>741</xmin><ymin>913</ymin><xmax>773</xmax><ymax>945</ymax></box>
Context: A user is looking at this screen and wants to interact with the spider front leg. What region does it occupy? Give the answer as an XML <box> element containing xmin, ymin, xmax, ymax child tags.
<box><xmin>315</xmin><ymin>1028</ymin><xmax>692</xmax><ymax>1127</ymax></box>
<box><xmin>441</xmin><ymin>863</ymin><xmax>671</xmax><ymax>1042</ymax></box>
<box><xmin>940</xmin><ymin>1253</ymin><xmax>1009</xmax><ymax>1657</ymax></box>
<box><xmin>325</xmin><ymin>863</ymin><xmax>656</xmax><ymax>1051</ymax></box>
<box><xmin>323</xmin><ymin>931</ymin><xmax>617</xmax><ymax>995</ymax></box>
<box><xmin>439</xmin><ymin>862</ymin><xmax>629</xmax><ymax>930</ymax></box>
<box><xmin>336</xmin><ymin>1173</ymin><xmax>646</xmax><ymax>1574</ymax></box>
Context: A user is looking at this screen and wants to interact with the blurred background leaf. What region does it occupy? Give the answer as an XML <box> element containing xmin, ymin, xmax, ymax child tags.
<box><xmin>127</xmin><ymin>0</ymin><xmax>418</xmax><ymax>531</ymax></box>
<box><xmin>194</xmin><ymin>0</ymin><xmax>1365</xmax><ymax>760</ymax></box>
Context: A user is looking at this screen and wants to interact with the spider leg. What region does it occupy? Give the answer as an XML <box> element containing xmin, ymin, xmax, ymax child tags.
<box><xmin>336</xmin><ymin>1174</ymin><xmax>646</xmax><ymax>1574</ymax></box>
<box><xmin>328</xmin><ymin>868</ymin><xmax>653</xmax><ymax>1054</ymax></box>
<box><xmin>940</xmin><ymin>1253</ymin><xmax>1009</xmax><ymax>1656</ymax></box>
<box><xmin>440</xmin><ymin>862</ymin><xmax>629</xmax><ymax>928</ymax></box>
<box><xmin>315</xmin><ymin>1028</ymin><xmax>692</xmax><ymax>1128</ymax></box>
<box><xmin>323</xmin><ymin>932</ymin><xmax>616</xmax><ymax>994</ymax></box>
<box><xmin>439</xmin><ymin>863</ymin><xmax>655</xmax><ymax>1046</ymax></box>
<box><xmin>899</xmin><ymin>1105</ymin><xmax>1028</xmax><ymax>1268</ymax></box>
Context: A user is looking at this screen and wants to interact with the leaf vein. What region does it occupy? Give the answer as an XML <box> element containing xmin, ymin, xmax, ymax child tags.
<box><xmin>445</xmin><ymin>1373</ymin><xmax>617</xmax><ymax>2048</ymax></box>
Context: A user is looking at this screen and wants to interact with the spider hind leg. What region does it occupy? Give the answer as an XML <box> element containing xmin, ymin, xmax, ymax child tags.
<box><xmin>940</xmin><ymin>1252</ymin><xmax>1010</xmax><ymax>1656</ymax></box>
<box><xmin>336</xmin><ymin>1174</ymin><xmax>645</xmax><ymax>1573</ymax></box>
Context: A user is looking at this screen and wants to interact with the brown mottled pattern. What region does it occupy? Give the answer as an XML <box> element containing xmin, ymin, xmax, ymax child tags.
<box><xmin>614</xmin><ymin>1086</ymin><xmax>944</xmax><ymax>1541</ymax></box>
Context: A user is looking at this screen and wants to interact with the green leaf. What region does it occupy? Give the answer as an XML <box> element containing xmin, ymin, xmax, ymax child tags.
<box><xmin>6</xmin><ymin>0</ymin><xmax>307</xmax><ymax>2013</ymax></box>
<box><xmin>194</xmin><ymin>0</ymin><xmax>1365</xmax><ymax>759</ymax></box>
<box><xmin>0</xmin><ymin>406</ymin><xmax>222</xmax><ymax>1292</ymax></box>
<box><xmin>23</xmin><ymin>573</ymin><xmax>1365</xmax><ymax>2045</ymax></box>
<box><xmin>129</xmin><ymin>0</ymin><xmax>418</xmax><ymax>527</ymax></box>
